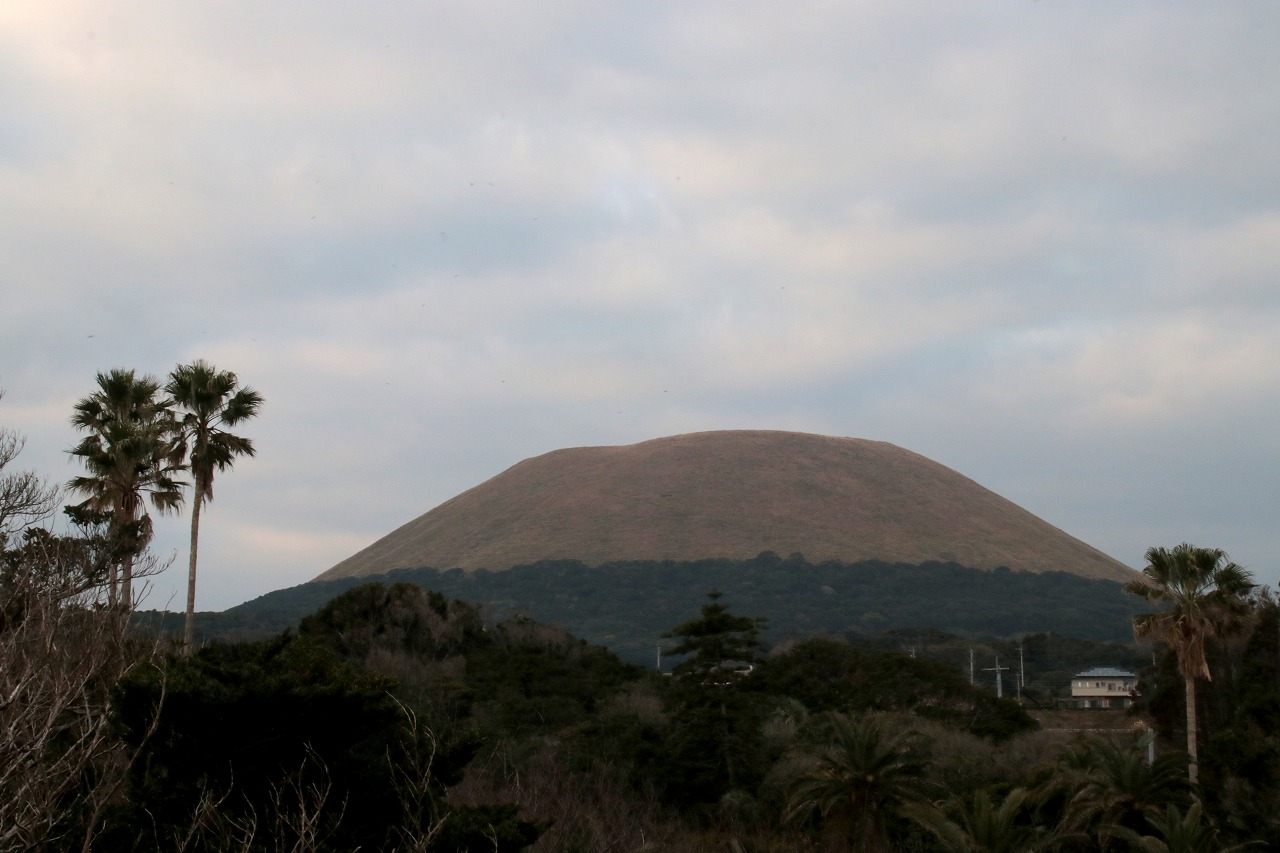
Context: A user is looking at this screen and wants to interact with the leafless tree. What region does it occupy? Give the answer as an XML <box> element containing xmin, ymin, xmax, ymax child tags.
<box><xmin>0</xmin><ymin>391</ymin><xmax>59</xmax><ymax>550</ymax></box>
<box><xmin>0</xmin><ymin>397</ymin><xmax>167</xmax><ymax>852</ymax></box>
<box><xmin>386</xmin><ymin>699</ymin><xmax>452</xmax><ymax>852</ymax></box>
<box><xmin>450</xmin><ymin>740</ymin><xmax>672</xmax><ymax>853</ymax></box>
<box><xmin>159</xmin><ymin>750</ymin><xmax>343</xmax><ymax>853</ymax></box>
<box><xmin>0</xmin><ymin>555</ymin><xmax>163</xmax><ymax>853</ymax></box>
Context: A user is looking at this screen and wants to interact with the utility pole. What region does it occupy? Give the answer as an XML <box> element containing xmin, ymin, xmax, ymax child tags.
<box><xmin>969</xmin><ymin>648</ymin><xmax>975</xmax><ymax>685</ymax></box>
<box><xmin>983</xmin><ymin>656</ymin><xmax>1009</xmax><ymax>699</ymax></box>
<box><xmin>1018</xmin><ymin>644</ymin><xmax>1025</xmax><ymax>701</ymax></box>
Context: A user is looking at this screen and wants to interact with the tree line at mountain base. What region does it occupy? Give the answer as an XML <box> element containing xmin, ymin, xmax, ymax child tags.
<box><xmin>170</xmin><ymin>553</ymin><xmax>1148</xmax><ymax>658</ymax></box>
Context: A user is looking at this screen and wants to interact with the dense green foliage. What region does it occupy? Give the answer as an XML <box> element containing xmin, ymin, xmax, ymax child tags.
<box><xmin>750</xmin><ymin>637</ymin><xmax>1038</xmax><ymax>741</ymax></box>
<box><xmin>785</xmin><ymin>713</ymin><xmax>934</xmax><ymax>852</ymax></box>
<box><xmin>99</xmin><ymin>626</ymin><xmax>544</xmax><ymax>852</ymax></box>
<box><xmin>298</xmin><ymin>580</ymin><xmax>486</xmax><ymax>660</ymax></box>
<box><xmin>7</xmin><ymin>563</ymin><xmax>1280</xmax><ymax>851</ymax></box>
<box><xmin>190</xmin><ymin>553</ymin><xmax>1147</xmax><ymax>659</ymax></box>
<box><xmin>107</xmin><ymin>638</ymin><xmax>416</xmax><ymax>850</ymax></box>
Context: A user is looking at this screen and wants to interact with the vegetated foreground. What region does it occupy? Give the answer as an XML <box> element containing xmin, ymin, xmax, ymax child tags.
<box><xmin>10</xmin><ymin>572</ymin><xmax>1280</xmax><ymax>852</ymax></box>
<box><xmin>317</xmin><ymin>430</ymin><xmax>1136</xmax><ymax>584</ymax></box>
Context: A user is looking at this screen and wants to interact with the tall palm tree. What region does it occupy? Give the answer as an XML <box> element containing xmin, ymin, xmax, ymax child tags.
<box><xmin>167</xmin><ymin>360</ymin><xmax>262</xmax><ymax>653</ymax></box>
<box><xmin>784</xmin><ymin>712</ymin><xmax>933</xmax><ymax>852</ymax></box>
<box><xmin>68</xmin><ymin>369</ymin><xmax>185</xmax><ymax>608</ymax></box>
<box><xmin>1127</xmin><ymin>544</ymin><xmax>1254</xmax><ymax>786</ymax></box>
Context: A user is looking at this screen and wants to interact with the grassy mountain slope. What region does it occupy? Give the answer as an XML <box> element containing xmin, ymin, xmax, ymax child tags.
<box><xmin>317</xmin><ymin>430</ymin><xmax>1135</xmax><ymax>584</ymax></box>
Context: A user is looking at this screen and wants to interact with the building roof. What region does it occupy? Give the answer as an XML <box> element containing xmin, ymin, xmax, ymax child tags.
<box><xmin>1075</xmin><ymin>667</ymin><xmax>1137</xmax><ymax>678</ymax></box>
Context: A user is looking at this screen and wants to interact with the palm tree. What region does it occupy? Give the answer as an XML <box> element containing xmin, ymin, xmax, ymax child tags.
<box><xmin>784</xmin><ymin>712</ymin><xmax>933</xmax><ymax>852</ymax></box>
<box><xmin>1127</xmin><ymin>544</ymin><xmax>1255</xmax><ymax>786</ymax></box>
<box><xmin>1114</xmin><ymin>801</ymin><xmax>1259</xmax><ymax>853</ymax></box>
<box><xmin>1055</xmin><ymin>734</ymin><xmax>1190</xmax><ymax>849</ymax></box>
<box><xmin>167</xmin><ymin>360</ymin><xmax>262</xmax><ymax>653</ymax></box>
<box><xmin>68</xmin><ymin>369</ymin><xmax>185</xmax><ymax>608</ymax></box>
<box><xmin>905</xmin><ymin>788</ymin><xmax>1049</xmax><ymax>853</ymax></box>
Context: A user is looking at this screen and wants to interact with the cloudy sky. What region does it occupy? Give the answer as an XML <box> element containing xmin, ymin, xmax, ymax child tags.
<box><xmin>2</xmin><ymin>2</ymin><xmax>1278</xmax><ymax>612</ymax></box>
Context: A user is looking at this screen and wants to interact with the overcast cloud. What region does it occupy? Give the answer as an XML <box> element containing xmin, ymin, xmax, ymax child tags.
<box><xmin>2</xmin><ymin>2</ymin><xmax>1278</xmax><ymax>612</ymax></box>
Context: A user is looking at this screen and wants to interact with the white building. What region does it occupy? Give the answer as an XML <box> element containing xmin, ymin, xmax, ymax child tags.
<box><xmin>1071</xmin><ymin>667</ymin><xmax>1138</xmax><ymax>709</ymax></box>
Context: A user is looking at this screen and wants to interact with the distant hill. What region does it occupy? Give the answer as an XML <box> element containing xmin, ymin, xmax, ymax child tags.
<box><xmin>316</xmin><ymin>430</ymin><xmax>1135</xmax><ymax>583</ymax></box>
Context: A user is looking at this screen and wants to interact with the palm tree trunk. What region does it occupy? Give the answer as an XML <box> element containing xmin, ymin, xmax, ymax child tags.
<box><xmin>122</xmin><ymin>552</ymin><xmax>133</xmax><ymax>609</ymax></box>
<box><xmin>183</xmin><ymin>488</ymin><xmax>203</xmax><ymax>655</ymax></box>
<box><xmin>1185</xmin><ymin>674</ymin><xmax>1199</xmax><ymax>786</ymax></box>
<box><xmin>119</xmin><ymin>498</ymin><xmax>136</xmax><ymax>609</ymax></box>
<box><xmin>107</xmin><ymin>501</ymin><xmax>123</xmax><ymax>608</ymax></box>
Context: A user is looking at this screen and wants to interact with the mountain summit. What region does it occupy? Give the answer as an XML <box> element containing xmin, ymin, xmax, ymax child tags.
<box><xmin>315</xmin><ymin>430</ymin><xmax>1135</xmax><ymax>584</ymax></box>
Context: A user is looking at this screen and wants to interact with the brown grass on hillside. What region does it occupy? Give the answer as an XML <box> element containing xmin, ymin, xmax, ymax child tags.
<box><xmin>317</xmin><ymin>430</ymin><xmax>1134</xmax><ymax>584</ymax></box>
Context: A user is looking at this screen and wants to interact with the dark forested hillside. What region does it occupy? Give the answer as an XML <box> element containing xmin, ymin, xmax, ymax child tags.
<box><xmin>167</xmin><ymin>554</ymin><xmax>1147</xmax><ymax>663</ymax></box>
